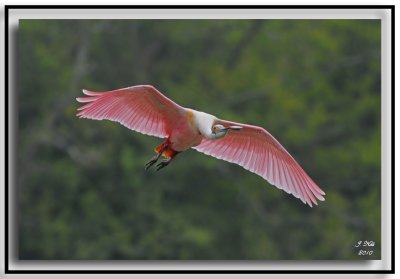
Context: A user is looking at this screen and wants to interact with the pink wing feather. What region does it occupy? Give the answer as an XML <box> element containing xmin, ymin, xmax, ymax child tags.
<box><xmin>193</xmin><ymin>119</ymin><xmax>325</xmax><ymax>207</ymax></box>
<box><xmin>76</xmin><ymin>85</ymin><xmax>185</xmax><ymax>138</ymax></box>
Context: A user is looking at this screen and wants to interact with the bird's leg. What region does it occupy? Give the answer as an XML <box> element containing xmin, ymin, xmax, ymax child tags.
<box><xmin>144</xmin><ymin>143</ymin><xmax>169</xmax><ymax>170</ymax></box>
<box><xmin>155</xmin><ymin>158</ymin><xmax>173</xmax><ymax>172</ymax></box>
<box><xmin>155</xmin><ymin>150</ymin><xmax>180</xmax><ymax>172</ymax></box>
<box><xmin>144</xmin><ymin>153</ymin><xmax>163</xmax><ymax>170</ymax></box>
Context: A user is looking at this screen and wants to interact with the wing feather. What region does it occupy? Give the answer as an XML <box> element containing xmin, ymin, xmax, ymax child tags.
<box><xmin>271</xmin><ymin>152</ymin><xmax>279</xmax><ymax>188</ymax></box>
<box><xmin>293</xmin><ymin>168</ymin><xmax>309</xmax><ymax>205</ymax></box>
<box><xmin>193</xmin><ymin>119</ymin><xmax>325</xmax><ymax>206</ymax></box>
<box><xmin>235</xmin><ymin>135</ymin><xmax>246</xmax><ymax>163</ymax></box>
<box><xmin>255</xmin><ymin>142</ymin><xmax>263</xmax><ymax>174</ymax></box>
<box><xmin>76</xmin><ymin>85</ymin><xmax>185</xmax><ymax>138</ymax></box>
<box><xmin>282</xmin><ymin>164</ymin><xmax>295</xmax><ymax>197</ymax></box>
<box><xmin>277</xmin><ymin>158</ymin><xmax>286</xmax><ymax>192</ymax></box>
<box><xmin>277</xmin><ymin>153</ymin><xmax>285</xmax><ymax>189</ymax></box>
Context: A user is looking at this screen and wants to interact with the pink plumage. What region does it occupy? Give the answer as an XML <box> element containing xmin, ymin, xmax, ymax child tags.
<box><xmin>77</xmin><ymin>85</ymin><xmax>325</xmax><ymax>207</ymax></box>
<box><xmin>193</xmin><ymin>120</ymin><xmax>325</xmax><ymax>206</ymax></box>
<box><xmin>77</xmin><ymin>85</ymin><xmax>184</xmax><ymax>138</ymax></box>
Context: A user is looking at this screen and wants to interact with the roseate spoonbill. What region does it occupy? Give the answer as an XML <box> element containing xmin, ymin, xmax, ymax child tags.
<box><xmin>77</xmin><ymin>85</ymin><xmax>325</xmax><ymax>206</ymax></box>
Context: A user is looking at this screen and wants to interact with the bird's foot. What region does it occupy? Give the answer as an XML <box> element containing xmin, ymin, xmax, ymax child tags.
<box><xmin>145</xmin><ymin>155</ymin><xmax>160</xmax><ymax>170</ymax></box>
<box><xmin>145</xmin><ymin>143</ymin><xmax>169</xmax><ymax>170</ymax></box>
<box><xmin>155</xmin><ymin>158</ymin><xmax>171</xmax><ymax>171</ymax></box>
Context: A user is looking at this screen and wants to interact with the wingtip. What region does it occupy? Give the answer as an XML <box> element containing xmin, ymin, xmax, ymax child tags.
<box><xmin>315</xmin><ymin>186</ymin><xmax>326</xmax><ymax>201</ymax></box>
<box><xmin>311</xmin><ymin>194</ymin><xmax>326</xmax><ymax>206</ymax></box>
<box><xmin>76</xmin><ymin>97</ymin><xmax>90</xmax><ymax>103</ymax></box>
<box><xmin>82</xmin><ymin>89</ymin><xmax>103</xmax><ymax>96</ymax></box>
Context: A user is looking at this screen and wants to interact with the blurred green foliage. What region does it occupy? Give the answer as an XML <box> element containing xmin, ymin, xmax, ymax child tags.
<box><xmin>18</xmin><ymin>19</ymin><xmax>381</xmax><ymax>260</ymax></box>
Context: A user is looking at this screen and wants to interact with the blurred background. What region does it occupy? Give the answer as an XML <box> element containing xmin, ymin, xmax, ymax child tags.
<box><xmin>17</xmin><ymin>19</ymin><xmax>381</xmax><ymax>260</ymax></box>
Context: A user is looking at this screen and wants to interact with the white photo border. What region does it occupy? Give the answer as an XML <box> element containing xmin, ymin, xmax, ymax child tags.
<box><xmin>4</xmin><ymin>5</ymin><xmax>394</xmax><ymax>274</ymax></box>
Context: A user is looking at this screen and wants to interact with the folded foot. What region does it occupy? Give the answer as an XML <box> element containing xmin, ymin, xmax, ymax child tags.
<box><xmin>145</xmin><ymin>155</ymin><xmax>160</xmax><ymax>170</ymax></box>
<box><xmin>145</xmin><ymin>143</ymin><xmax>169</xmax><ymax>170</ymax></box>
<box><xmin>156</xmin><ymin>158</ymin><xmax>172</xmax><ymax>171</ymax></box>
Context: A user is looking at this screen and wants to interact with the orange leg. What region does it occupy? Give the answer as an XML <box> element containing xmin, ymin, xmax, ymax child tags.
<box><xmin>145</xmin><ymin>139</ymin><xmax>180</xmax><ymax>171</ymax></box>
<box><xmin>144</xmin><ymin>143</ymin><xmax>168</xmax><ymax>170</ymax></box>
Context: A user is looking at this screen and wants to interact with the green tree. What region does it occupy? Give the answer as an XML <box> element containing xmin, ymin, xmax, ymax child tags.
<box><xmin>18</xmin><ymin>19</ymin><xmax>381</xmax><ymax>260</ymax></box>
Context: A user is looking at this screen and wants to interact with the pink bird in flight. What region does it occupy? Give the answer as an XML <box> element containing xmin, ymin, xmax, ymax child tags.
<box><xmin>77</xmin><ymin>85</ymin><xmax>325</xmax><ymax>207</ymax></box>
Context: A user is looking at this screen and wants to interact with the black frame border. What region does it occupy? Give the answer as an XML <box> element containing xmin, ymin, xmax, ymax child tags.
<box><xmin>4</xmin><ymin>4</ymin><xmax>395</xmax><ymax>274</ymax></box>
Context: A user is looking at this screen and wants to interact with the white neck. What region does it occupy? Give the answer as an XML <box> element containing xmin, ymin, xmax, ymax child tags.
<box><xmin>188</xmin><ymin>109</ymin><xmax>218</xmax><ymax>139</ymax></box>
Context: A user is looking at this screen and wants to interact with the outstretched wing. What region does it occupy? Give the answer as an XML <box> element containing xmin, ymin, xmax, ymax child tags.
<box><xmin>193</xmin><ymin>119</ymin><xmax>325</xmax><ymax>207</ymax></box>
<box><xmin>77</xmin><ymin>85</ymin><xmax>185</xmax><ymax>138</ymax></box>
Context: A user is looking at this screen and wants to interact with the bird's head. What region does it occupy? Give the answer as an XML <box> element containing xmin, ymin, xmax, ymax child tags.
<box><xmin>211</xmin><ymin>124</ymin><xmax>242</xmax><ymax>139</ymax></box>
